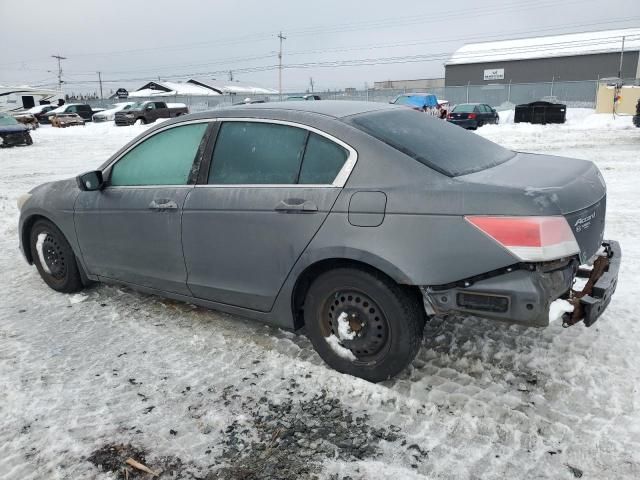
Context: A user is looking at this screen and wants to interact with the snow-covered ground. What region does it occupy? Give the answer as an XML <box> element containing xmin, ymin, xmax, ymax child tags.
<box><xmin>0</xmin><ymin>112</ymin><xmax>639</xmax><ymax>479</ymax></box>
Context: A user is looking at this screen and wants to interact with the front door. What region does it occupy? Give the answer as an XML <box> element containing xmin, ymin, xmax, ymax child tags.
<box><xmin>75</xmin><ymin>121</ymin><xmax>210</xmax><ymax>295</ymax></box>
<box><xmin>182</xmin><ymin>120</ymin><xmax>354</xmax><ymax>311</ymax></box>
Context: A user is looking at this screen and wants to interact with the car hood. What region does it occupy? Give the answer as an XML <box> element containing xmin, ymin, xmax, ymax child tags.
<box><xmin>0</xmin><ymin>124</ymin><xmax>28</xmax><ymax>133</ymax></box>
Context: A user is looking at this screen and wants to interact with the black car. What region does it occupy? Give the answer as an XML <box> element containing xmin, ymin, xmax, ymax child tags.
<box><xmin>0</xmin><ymin>114</ymin><xmax>33</xmax><ymax>147</ymax></box>
<box><xmin>447</xmin><ymin>103</ymin><xmax>499</xmax><ymax>129</ymax></box>
<box><xmin>633</xmin><ymin>99</ymin><xmax>640</xmax><ymax>128</ymax></box>
<box><xmin>29</xmin><ymin>105</ymin><xmax>58</xmax><ymax>124</ymax></box>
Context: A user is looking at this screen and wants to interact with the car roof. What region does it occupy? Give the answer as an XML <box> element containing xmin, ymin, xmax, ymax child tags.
<box><xmin>196</xmin><ymin>100</ymin><xmax>400</xmax><ymax>121</ymax></box>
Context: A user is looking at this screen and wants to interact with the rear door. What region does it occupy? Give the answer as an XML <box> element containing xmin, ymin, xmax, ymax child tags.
<box><xmin>77</xmin><ymin>105</ymin><xmax>92</xmax><ymax>121</ymax></box>
<box><xmin>75</xmin><ymin>121</ymin><xmax>210</xmax><ymax>294</ymax></box>
<box><xmin>154</xmin><ymin>102</ymin><xmax>168</xmax><ymax>120</ymax></box>
<box><xmin>182</xmin><ymin>119</ymin><xmax>355</xmax><ymax>311</ymax></box>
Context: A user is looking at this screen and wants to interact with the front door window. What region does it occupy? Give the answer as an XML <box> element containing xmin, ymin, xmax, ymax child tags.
<box><xmin>110</xmin><ymin>123</ymin><xmax>208</xmax><ymax>186</ymax></box>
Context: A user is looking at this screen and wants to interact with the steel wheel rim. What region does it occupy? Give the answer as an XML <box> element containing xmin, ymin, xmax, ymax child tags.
<box><xmin>41</xmin><ymin>233</ymin><xmax>67</xmax><ymax>280</ymax></box>
<box><xmin>322</xmin><ymin>289</ymin><xmax>391</xmax><ymax>364</ymax></box>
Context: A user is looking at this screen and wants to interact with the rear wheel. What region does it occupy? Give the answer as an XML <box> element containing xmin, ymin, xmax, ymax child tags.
<box><xmin>24</xmin><ymin>133</ymin><xmax>33</xmax><ymax>145</ymax></box>
<box><xmin>304</xmin><ymin>268</ymin><xmax>425</xmax><ymax>382</ymax></box>
<box><xmin>29</xmin><ymin>219</ymin><xmax>83</xmax><ymax>293</ymax></box>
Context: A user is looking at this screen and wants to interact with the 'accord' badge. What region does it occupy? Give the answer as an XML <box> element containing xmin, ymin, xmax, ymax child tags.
<box><xmin>574</xmin><ymin>211</ymin><xmax>596</xmax><ymax>232</ymax></box>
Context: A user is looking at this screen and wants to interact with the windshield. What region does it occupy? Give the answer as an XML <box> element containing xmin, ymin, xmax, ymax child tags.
<box><xmin>452</xmin><ymin>104</ymin><xmax>477</xmax><ymax>113</ymax></box>
<box><xmin>0</xmin><ymin>115</ymin><xmax>18</xmax><ymax>126</ymax></box>
<box><xmin>345</xmin><ymin>108</ymin><xmax>515</xmax><ymax>177</ymax></box>
<box><xmin>127</xmin><ymin>102</ymin><xmax>146</xmax><ymax>110</ymax></box>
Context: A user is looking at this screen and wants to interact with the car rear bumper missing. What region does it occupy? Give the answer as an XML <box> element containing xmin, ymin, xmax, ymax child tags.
<box><xmin>421</xmin><ymin>240</ymin><xmax>620</xmax><ymax>327</ymax></box>
<box><xmin>562</xmin><ymin>240</ymin><xmax>620</xmax><ymax>327</ymax></box>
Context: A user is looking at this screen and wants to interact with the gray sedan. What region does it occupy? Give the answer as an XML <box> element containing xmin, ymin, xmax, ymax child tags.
<box><xmin>17</xmin><ymin>101</ymin><xmax>620</xmax><ymax>382</ymax></box>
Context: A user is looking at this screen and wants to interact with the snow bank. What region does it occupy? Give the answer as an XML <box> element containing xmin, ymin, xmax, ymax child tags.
<box><xmin>1</xmin><ymin>115</ymin><xmax>639</xmax><ymax>480</ymax></box>
<box><xmin>495</xmin><ymin>107</ymin><xmax>635</xmax><ymax>130</ymax></box>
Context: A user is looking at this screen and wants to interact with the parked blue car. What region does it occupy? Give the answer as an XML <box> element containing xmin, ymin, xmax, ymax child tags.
<box><xmin>0</xmin><ymin>114</ymin><xmax>33</xmax><ymax>147</ymax></box>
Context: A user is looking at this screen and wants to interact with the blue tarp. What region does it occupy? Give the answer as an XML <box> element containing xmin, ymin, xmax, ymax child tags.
<box><xmin>404</xmin><ymin>94</ymin><xmax>439</xmax><ymax>109</ymax></box>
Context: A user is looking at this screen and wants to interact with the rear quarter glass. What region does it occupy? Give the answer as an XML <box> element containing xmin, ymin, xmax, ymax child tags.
<box><xmin>345</xmin><ymin>109</ymin><xmax>514</xmax><ymax>176</ymax></box>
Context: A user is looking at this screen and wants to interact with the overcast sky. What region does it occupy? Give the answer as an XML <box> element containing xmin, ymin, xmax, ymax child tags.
<box><xmin>1</xmin><ymin>0</ymin><xmax>638</xmax><ymax>95</ymax></box>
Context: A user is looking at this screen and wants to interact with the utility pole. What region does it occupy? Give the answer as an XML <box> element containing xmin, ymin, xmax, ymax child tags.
<box><xmin>229</xmin><ymin>70</ymin><xmax>234</xmax><ymax>81</ymax></box>
<box><xmin>97</xmin><ymin>71</ymin><xmax>103</xmax><ymax>100</ymax></box>
<box><xmin>51</xmin><ymin>54</ymin><xmax>66</xmax><ymax>90</ymax></box>
<box><xmin>618</xmin><ymin>35</ymin><xmax>626</xmax><ymax>79</ymax></box>
<box><xmin>309</xmin><ymin>77</ymin><xmax>314</xmax><ymax>93</ymax></box>
<box><xmin>277</xmin><ymin>31</ymin><xmax>286</xmax><ymax>100</ymax></box>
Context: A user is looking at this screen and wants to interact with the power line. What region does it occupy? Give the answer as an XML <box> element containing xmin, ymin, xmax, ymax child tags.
<box><xmin>58</xmin><ymin>34</ymin><xmax>639</xmax><ymax>87</ymax></box>
<box><xmin>37</xmin><ymin>17</ymin><xmax>640</xmax><ymax>82</ymax></box>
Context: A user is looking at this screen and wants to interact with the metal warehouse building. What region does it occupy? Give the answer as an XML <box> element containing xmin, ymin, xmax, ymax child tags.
<box><xmin>445</xmin><ymin>28</ymin><xmax>640</xmax><ymax>86</ymax></box>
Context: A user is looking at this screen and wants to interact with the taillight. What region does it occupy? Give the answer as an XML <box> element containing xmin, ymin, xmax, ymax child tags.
<box><xmin>465</xmin><ymin>216</ymin><xmax>579</xmax><ymax>262</ymax></box>
<box><xmin>447</xmin><ymin>113</ymin><xmax>453</xmax><ymax>119</ymax></box>
<box><xmin>468</xmin><ymin>113</ymin><xmax>477</xmax><ymax>119</ymax></box>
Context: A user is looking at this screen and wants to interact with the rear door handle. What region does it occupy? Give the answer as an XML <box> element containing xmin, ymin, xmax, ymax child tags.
<box><xmin>275</xmin><ymin>198</ymin><xmax>318</xmax><ymax>213</ymax></box>
<box><xmin>149</xmin><ymin>199</ymin><xmax>178</xmax><ymax>211</ymax></box>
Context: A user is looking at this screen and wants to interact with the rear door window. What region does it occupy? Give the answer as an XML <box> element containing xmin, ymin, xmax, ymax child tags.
<box><xmin>346</xmin><ymin>108</ymin><xmax>514</xmax><ymax>177</ymax></box>
<box><xmin>110</xmin><ymin>123</ymin><xmax>208</xmax><ymax>186</ymax></box>
<box><xmin>298</xmin><ymin>133</ymin><xmax>348</xmax><ymax>184</ymax></box>
<box><xmin>209</xmin><ymin>122</ymin><xmax>307</xmax><ymax>184</ymax></box>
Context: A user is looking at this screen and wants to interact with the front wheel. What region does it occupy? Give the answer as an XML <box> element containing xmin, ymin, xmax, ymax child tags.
<box><xmin>29</xmin><ymin>219</ymin><xmax>83</xmax><ymax>293</ymax></box>
<box><xmin>24</xmin><ymin>133</ymin><xmax>33</xmax><ymax>145</ymax></box>
<box><xmin>304</xmin><ymin>268</ymin><xmax>425</xmax><ymax>382</ymax></box>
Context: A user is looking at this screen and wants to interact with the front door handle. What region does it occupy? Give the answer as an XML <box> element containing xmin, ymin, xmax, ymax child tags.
<box><xmin>149</xmin><ymin>199</ymin><xmax>178</xmax><ymax>211</ymax></box>
<box><xmin>275</xmin><ymin>198</ymin><xmax>318</xmax><ymax>213</ymax></box>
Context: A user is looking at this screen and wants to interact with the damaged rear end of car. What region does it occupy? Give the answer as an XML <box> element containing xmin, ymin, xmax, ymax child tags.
<box><xmin>420</xmin><ymin>152</ymin><xmax>620</xmax><ymax>328</ymax></box>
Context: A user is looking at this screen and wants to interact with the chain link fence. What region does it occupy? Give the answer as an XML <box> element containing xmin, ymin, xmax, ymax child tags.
<box><xmin>83</xmin><ymin>79</ymin><xmax>640</xmax><ymax>113</ymax></box>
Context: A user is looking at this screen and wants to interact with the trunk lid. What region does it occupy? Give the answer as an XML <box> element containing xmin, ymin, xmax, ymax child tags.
<box><xmin>449</xmin><ymin>112</ymin><xmax>472</xmax><ymax>119</ymax></box>
<box><xmin>459</xmin><ymin>152</ymin><xmax>606</xmax><ymax>261</ymax></box>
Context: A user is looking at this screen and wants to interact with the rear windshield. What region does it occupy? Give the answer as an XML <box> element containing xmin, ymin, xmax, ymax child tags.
<box><xmin>452</xmin><ymin>104</ymin><xmax>477</xmax><ymax>113</ymax></box>
<box><xmin>345</xmin><ymin>108</ymin><xmax>514</xmax><ymax>177</ymax></box>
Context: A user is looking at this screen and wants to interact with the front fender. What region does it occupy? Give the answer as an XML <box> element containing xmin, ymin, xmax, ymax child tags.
<box><xmin>18</xmin><ymin>179</ymin><xmax>81</xmax><ymax>264</ymax></box>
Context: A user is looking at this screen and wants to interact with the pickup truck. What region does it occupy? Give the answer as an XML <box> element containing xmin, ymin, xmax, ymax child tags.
<box><xmin>114</xmin><ymin>101</ymin><xmax>188</xmax><ymax>126</ymax></box>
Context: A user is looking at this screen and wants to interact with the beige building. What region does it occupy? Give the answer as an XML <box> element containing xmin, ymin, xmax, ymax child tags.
<box><xmin>596</xmin><ymin>84</ymin><xmax>640</xmax><ymax>115</ymax></box>
<box><xmin>373</xmin><ymin>78</ymin><xmax>444</xmax><ymax>90</ymax></box>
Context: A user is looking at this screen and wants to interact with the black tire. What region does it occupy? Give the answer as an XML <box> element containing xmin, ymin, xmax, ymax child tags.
<box><xmin>138</xmin><ymin>117</ymin><xmax>147</xmax><ymax>125</ymax></box>
<box><xmin>24</xmin><ymin>133</ymin><xmax>33</xmax><ymax>145</ymax></box>
<box><xmin>29</xmin><ymin>219</ymin><xmax>83</xmax><ymax>293</ymax></box>
<box><xmin>477</xmin><ymin>121</ymin><xmax>484</xmax><ymax>128</ymax></box>
<box><xmin>304</xmin><ymin>268</ymin><xmax>425</xmax><ymax>382</ymax></box>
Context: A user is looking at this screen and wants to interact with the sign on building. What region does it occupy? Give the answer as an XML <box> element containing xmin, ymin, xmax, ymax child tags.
<box><xmin>483</xmin><ymin>68</ymin><xmax>505</xmax><ymax>81</ymax></box>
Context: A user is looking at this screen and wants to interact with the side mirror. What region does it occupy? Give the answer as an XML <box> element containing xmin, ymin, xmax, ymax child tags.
<box><xmin>76</xmin><ymin>170</ymin><xmax>104</xmax><ymax>191</ymax></box>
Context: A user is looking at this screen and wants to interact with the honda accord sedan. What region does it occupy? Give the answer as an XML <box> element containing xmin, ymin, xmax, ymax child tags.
<box><xmin>17</xmin><ymin>101</ymin><xmax>620</xmax><ymax>382</ymax></box>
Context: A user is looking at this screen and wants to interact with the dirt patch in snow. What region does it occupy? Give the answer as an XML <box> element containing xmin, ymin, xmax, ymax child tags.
<box><xmin>88</xmin><ymin>443</ymin><xmax>187</xmax><ymax>479</ymax></box>
<box><xmin>212</xmin><ymin>388</ymin><xmax>405</xmax><ymax>479</ymax></box>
